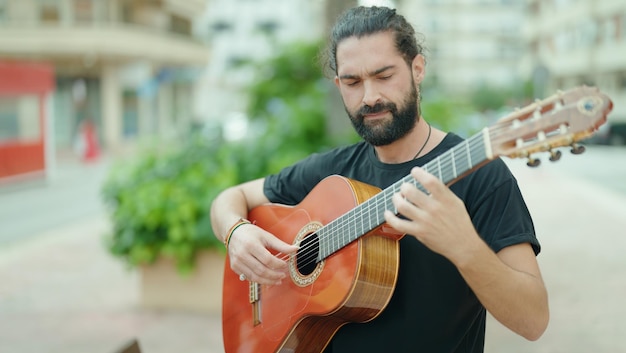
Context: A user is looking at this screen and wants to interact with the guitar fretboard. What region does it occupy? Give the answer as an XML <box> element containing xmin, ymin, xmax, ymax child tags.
<box><xmin>317</xmin><ymin>130</ymin><xmax>490</xmax><ymax>261</ymax></box>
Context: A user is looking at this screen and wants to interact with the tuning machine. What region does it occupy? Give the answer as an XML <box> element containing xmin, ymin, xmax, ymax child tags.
<box><xmin>532</xmin><ymin>149</ymin><xmax>563</xmax><ymax>166</ymax></box>
<box><xmin>570</xmin><ymin>143</ymin><xmax>585</xmax><ymax>155</ymax></box>
<box><xmin>549</xmin><ymin>149</ymin><xmax>562</xmax><ymax>162</ymax></box>
<box><xmin>526</xmin><ymin>155</ymin><xmax>541</xmax><ymax>167</ymax></box>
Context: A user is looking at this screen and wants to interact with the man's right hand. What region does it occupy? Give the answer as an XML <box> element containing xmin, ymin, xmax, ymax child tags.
<box><xmin>227</xmin><ymin>223</ymin><xmax>299</xmax><ymax>286</ymax></box>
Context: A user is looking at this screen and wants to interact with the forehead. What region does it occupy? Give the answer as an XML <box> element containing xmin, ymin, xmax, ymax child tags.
<box><xmin>335</xmin><ymin>31</ymin><xmax>402</xmax><ymax>76</ymax></box>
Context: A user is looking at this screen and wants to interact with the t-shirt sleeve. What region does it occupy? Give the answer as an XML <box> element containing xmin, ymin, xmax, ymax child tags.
<box><xmin>263</xmin><ymin>152</ymin><xmax>329</xmax><ymax>206</ymax></box>
<box><xmin>459</xmin><ymin>159</ymin><xmax>540</xmax><ymax>255</ymax></box>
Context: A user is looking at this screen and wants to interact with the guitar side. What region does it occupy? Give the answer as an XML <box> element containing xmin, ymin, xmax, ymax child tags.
<box><xmin>222</xmin><ymin>175</ymin><xmax>403</xmax><ymax>353</ymax></box>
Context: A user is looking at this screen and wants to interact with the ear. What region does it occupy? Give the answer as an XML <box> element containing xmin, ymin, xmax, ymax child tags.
<box><xmin>334</xmin><ymin>76</ymin><xmax>340</xmax><ymax>88</ymax></box>
<box><xmin>411</xmin><ymin>54</ymin><xmax>426</xmax><ymax>85</ymax></box>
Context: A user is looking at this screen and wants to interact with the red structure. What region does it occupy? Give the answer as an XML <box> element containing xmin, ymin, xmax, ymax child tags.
<box><xmin>0</xmin><ymin>61</ymin><xmax>55</xmax><ymax>182</ymax></box>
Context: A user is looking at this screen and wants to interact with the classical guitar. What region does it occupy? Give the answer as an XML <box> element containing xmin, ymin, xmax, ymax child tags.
<box><xmin>221</xmin><ymin>86</ymin><xmax>612</xmax><ymax>353</ymax></box>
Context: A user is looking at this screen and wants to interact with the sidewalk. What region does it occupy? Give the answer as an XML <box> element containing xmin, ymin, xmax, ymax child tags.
<box><xmin>0</xmin><ymin>156</ymin><xmax>224</xmax><ymax>353</ymax></box>
<box><xmin>486</xmin><ymin>158</ymin><xmax>626</xmax><ymax>352</ymax></box>
<box><xmin>1</xmin><ymin>152</ymin><xmax>625</xmax><ymax>353</ymax></box>
<box><xmin>0</xmin><ymin>211</ymin><xmax>224</xmax><ymax>353</ymax></box>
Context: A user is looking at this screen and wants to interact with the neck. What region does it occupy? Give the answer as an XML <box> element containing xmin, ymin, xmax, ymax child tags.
<box><xmin>374</xmin><ymin>118</ymin><xmax>438</xmax><ymax>164</ymax></box>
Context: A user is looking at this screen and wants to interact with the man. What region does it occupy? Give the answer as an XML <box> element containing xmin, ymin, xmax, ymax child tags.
<box><xmin>210</xmin><ymin>6</ymin><xmax>548</xmax><ymax>353</ymax></box>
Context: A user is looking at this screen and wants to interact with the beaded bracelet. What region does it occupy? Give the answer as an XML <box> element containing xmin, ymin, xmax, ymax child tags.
<box><xmin>224</xmin><ymin>218</ymin><xmax>252</xmax><ymax>249</ymax></box>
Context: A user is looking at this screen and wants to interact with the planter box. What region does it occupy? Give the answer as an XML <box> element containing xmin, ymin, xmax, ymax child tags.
<box><xmin>140</xmin><ymin>250</ymin><xmax>225</xmax><ymax>314</ymax></box>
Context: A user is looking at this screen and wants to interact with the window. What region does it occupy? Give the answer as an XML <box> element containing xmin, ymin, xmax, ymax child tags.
<box><xmin>0</xmin><ymin>0</ymin><xmax>7</xmax><ymax>23</ymax></box>
<box><xmin>498</xmin><ymin>43</ymin><xmax>520</xmax><ymax>59</ymax></box>
<box><xmin>577</xmin><ymin>20</ymin><xmax>598</xmax><ymax>48</ymax></box>
<box><xmin>73</xmin><ymin>0</ymin><xmax>94</xmax><ymax>23</ymax></box>
<box><xmin>39</xmin><ymin>0</ymin><xmax>60</xmax><ymax>23</ymax></box>
<box><xmin>554</xmin><ymin>29</ymin><xmax>573</xmax><ymax>53</ymax></box>
<box><xmin>601</xmin><ymin>17</ymin><xmax>616</xmax><ymax>44</ymax></box>
<box><xmin>0</xmin><ymin>98</ymin><xmax>18</xmax><ymax>140</ymax></box>
<box><xmin>170</xmin><ymin>14</ymin><xmax>191</xmax><ymax>36</ymax></box>
<box><xmin>619</xmin><ymin>73</ymin><xmax>626</xmax><ymax>90</ymax></box>
<box><xmin>256</xmin><ymin>20</ymin><xmax>279</xmax><ymax>36</ymax></box>
<box><xmin>428</xmin><ymin>19</ymin><xmax>439</xmax><ymax>33</ymax></box>
<box><xmin>122</xmin><ymin>91</ymin><xmax>138</xmax><ymax>138</ymax></box>
<box><xmin>0</xmin><ymin>96</ymin><xmax>41</xmax><ymax>142</ymax></box>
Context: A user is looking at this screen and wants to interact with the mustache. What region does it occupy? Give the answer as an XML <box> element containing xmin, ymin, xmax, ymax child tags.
<box><xmin>357</xmin><ymin>102</ymin><xmax>397</xmax><ymax>118</ymax></box>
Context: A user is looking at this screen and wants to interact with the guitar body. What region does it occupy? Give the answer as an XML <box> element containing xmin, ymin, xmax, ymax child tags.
<box><xmin>222</xmin><ymin>175</ymin><xmax>404</xmax><ymax>353</ymax></box>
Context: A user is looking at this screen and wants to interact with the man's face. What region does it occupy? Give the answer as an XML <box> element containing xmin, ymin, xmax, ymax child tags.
<box><xmin>334</xmin><ymin>31</ymin><xmax>424</xmax><ymax>146</ymax></box>
<box><xmin>347</xmin><ymin>78</ymin><xmax>418</xmax><ymax>146</ymax></box>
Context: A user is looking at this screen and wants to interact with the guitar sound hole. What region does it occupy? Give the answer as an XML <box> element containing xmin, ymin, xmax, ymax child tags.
<box><xmin>296</xmin><ymin>233</ymin><xmax>319</xmax><ymax>276</ymax></box>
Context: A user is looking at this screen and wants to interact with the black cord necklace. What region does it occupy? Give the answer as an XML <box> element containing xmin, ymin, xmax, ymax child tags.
<box><xmin>412</xmin><ymin>123</ymin><xmax>432</xmax><ymax>159</ymax></box>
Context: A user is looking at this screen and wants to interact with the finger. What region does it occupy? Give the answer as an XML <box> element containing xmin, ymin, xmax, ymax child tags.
<box><xmin>384</xmin><ymin>209</ymin><xmax>418</xmax><ymax>235</ymax></box>
<box><xmin>246</xmin><ymin>253</ymin><xmax>288</xmax><ymax>285</ymax></box>
<box><xmin>261</xmin><ymin>234</ymin><xmax>299</xmax><ymax>270</ymax></box>
<box><xmin>410</xmin><ymin>167</ymin><xmax>445</xmax><ymax>195</ymax></box>
<box><xmin>263</xmin><ymin>233</ymin><xmax>299</xmax><ymax>255</ymax></box>
<box><xmin>229</xmin><ymin>242</ymin><xmax>287</xmax><ymax>285</ymax></box>
<box><xmin>252</xmin><ymin>244</ymin><xmax>292</xmax><ymax>274</ymax></box>
<box><xmin>399</xmin><ymin>182</ymin><xmax>429</xmax><ymax>208</ymax></box>
<box><xmin>235</xmin><ymin>253</ymin><xmax>286</xmax><ymax>285</ymax></box>
<box><xmin>392</xmin><ymin>190</ymin><xmax>427</xmax><ymax>222</ymax></box>
<box><xmin>392</xmin><ymin>191</ymin><xmax>414</xmax><ymax>218</ymax></box>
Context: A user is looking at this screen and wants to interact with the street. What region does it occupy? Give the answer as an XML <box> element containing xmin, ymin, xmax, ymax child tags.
<box><xmin>0</xmin><ymin>156</ymin><xmax>109</xmax><ymax>245</ymax></box>
<box><xmin>0</xmin><ymin>145</ymin><xmax>624</xmax><ymax>353</ymax></box>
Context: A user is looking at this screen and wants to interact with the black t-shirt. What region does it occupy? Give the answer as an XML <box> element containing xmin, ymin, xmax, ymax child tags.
<box><xmin>264</xmin><ymin>133</ymin><xmax>539</xmax><ymax>353</ymax></box>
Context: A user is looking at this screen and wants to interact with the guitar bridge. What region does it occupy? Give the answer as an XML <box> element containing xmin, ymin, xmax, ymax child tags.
<box><xmin>249</xmin><ymin>282</ymin><xmax>261</xmax><ymax>326</ymax></box>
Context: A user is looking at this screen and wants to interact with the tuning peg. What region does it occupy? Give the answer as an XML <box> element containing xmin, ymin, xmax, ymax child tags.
<box><xmin>570</xmin><ymin>143</ymin><xmax>585</xmax><ymax>155</ymax></box>
<box><xmin>549</xmin><ymin>150</ymin><xmax>562</xmax><ymax>162</ymax></box>
<box><xmin>526</xmin><ymin>156</ymin><xmax>541</xmax><ymax>167</ymax></box>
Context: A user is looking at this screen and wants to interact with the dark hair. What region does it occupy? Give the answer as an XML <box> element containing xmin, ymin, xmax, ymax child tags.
<box><xmin>322</xmin><ymin>6</ymin><xmax>425</xmax><ymax>77</ymax></box>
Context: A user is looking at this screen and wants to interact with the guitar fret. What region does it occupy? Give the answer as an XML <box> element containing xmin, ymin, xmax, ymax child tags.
<box><xmin>465</xmin><ymin>139</ymin><xmax>472</xmax><ymax>169</ymax></box>
<box><xmin>330</xmin><ymin>225</ymin><xmax>335</xmax><ymax>257</ymax></box>
<box><xmin>447</xmin><ymin>149</ymin><xmax>456</xmax><ymax>180</ymax></box>
<box><xmin>367</xmin><ymin>200</ymin><xmax>373</xmax><ymax>232</ymax></box>
<box><xmin>326</xmin><ymin>224</ymin><xmax>332</xmax><ymax>257</ymax></box>
<box><xmin>351</xmin><ymin>211</ymin><xmax>357</xmax><ymax>243</ymax></box>
<box><xmin>319</xmin><ymin>228</ymin><xmax>325</xmax><ymax>261</ymax></box>
<box><xmin>353</xmin><ymin>208</ymin><xmax>360</xmax><ymax>242</ymax></box>
<box><xmin>319</xmin><ymin>226</ymin><xmax>324</xmax><ymax>257</ymax></box>
<box><xmin>456</xmin><ymin>146</ymin><xmax>464</xmax><ymax>177</ymax></box>
<box><xmin>436</xmin><ymin>157</ymin><xmax>442</xmax><ymax>180</ymax></box>
<box><xmin>390</xmin><ymin>183</ymin><xmax>399</xmax><ymax>212</ymax></box>
<box><xmin>441</xmin><ymin>152</ymin><xmax>451</xmax><ymax>182</ymax></box>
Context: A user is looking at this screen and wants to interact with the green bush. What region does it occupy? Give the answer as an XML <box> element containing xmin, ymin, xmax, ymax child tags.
<box><xmin>101</xmin><ymin>135</ymin><xmax>237</xmax><ymax>273</ymax></box>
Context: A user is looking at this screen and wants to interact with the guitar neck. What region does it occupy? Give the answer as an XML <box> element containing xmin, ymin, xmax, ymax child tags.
<box><xmin>317</xmin><ymin>130</ymin><xmax>491</xmax><ymax>261</ymax></box>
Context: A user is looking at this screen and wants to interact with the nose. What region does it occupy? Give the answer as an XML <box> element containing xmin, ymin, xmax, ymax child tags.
<box><xmin>362</xmin><ymin>80</ymin><xmax>382</xmax><ymax>107</ymax></box>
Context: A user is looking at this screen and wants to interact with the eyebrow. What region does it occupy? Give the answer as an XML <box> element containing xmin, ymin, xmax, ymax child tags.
<box><xmin>338</xmin><ymin>65</ymin><xmax>396</xmax><ymax>80</ymax></box>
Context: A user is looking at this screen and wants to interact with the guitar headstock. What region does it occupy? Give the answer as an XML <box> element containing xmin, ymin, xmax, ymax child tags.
<box><xmin>488</xmin><ymin>86</ymin><xmax>613</xmax><ymax>166</ymax></box>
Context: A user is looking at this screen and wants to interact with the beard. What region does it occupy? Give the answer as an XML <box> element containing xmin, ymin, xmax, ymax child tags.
<box><xmin>346</xmin><ymin>81</ymin><xmax>420</xmax><ymax>146</ymax></box>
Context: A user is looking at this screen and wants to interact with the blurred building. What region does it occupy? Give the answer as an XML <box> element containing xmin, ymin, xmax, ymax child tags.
<box><xmin>196</xmin><ymin>0</ymin><xmax>326</xmax><ymax>139</ymax></box>
<box><xmin>521</xmin><ymin>0</ymin><xmax>626</xmax><ymax>143</ymax></box>
<box><xmin>400</xmin><ymin>0</ymin><xmax>526</xmax><ymax>93</ymax></box>
<box><xmin>0</xmin><ymin>0</ymin><xmax>209</xmax><ymax>160</ymax></box>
